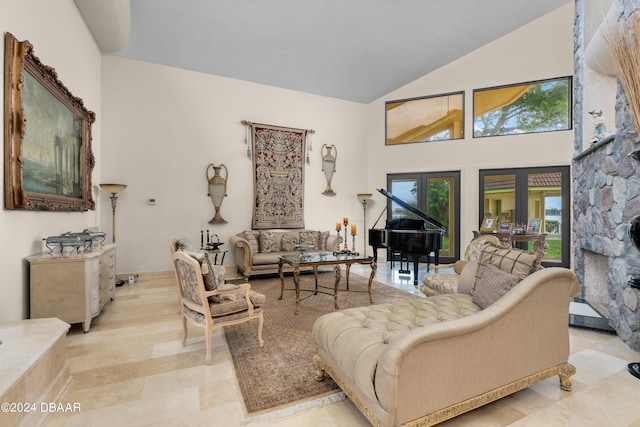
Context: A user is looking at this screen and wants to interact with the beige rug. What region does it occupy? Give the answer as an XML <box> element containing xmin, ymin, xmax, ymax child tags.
<box><xmin>224</xmin><ymin>271</ymin><xmax>416</xmax><ymax>414</ymax></box>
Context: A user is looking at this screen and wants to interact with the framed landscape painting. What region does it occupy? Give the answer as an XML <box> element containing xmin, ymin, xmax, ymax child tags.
<box><xmin>4</xmin><ymin>32</ymin><xmax>95</xmax><ymax>211</ymax></box>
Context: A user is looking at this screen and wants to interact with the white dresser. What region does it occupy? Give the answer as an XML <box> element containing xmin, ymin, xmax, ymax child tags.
<box><xmin>28</xmin><ymin>244</ymin><xmax>116</xmax><ymax>332</ymax></box>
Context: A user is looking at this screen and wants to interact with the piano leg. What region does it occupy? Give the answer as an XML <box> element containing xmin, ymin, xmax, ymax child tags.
<box><xmin>412</xmin><ymin>257</ymin><xmax>420</xmax><ymax>287</ymax></box>
<box><xmin>398</xmin><ymin>252</ymin><xmax>411</xmax><ymax>276</ymax></box>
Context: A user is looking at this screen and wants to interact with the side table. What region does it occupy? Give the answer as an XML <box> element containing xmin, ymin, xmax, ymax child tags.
<box><xmin>473</xmin><ymin>231</ymin><xmax>548</xmax><ymax>256</ymax></box>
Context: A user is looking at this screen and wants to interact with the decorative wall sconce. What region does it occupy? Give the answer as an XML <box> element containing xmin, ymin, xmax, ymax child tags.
<box><xmin>321</xmin><ymin>144</ymin><xmax>337</xmax><ymax>195</ymax></box>
<box><xmin>206</xmin><ymin>163</ymin><xmax>228</xmax><ymax>224</ymax></box>
<box><xmin>99</xmin><ymin>183</ymin><xmax>127</xmax><ymax>243</ymax></box>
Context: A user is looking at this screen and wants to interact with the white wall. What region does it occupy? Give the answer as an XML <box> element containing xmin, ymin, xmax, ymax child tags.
<box><xmin>101</xmin><ymin>57</ymin><xmax>367</xmax><ymax>274</ymax></box>
<box><xmin>0</xmin><ymin>1</ymin><xmax>575</xmax><ymax>322</ymax></box>
<box><xmin>0</xmin><ymin>0</ymin><xmax>103</xmax><ymax>322</ymax></box>
<box><xmin>365</xmin><ymin>3</ymin><xmax>575</xmax><ymax>252</ymax></box>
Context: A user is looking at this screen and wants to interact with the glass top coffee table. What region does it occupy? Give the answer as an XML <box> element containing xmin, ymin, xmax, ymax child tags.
<box><xmin>278</xmin><ymin>252</ymin><xmax>377</xmax><ymax>315</ymax></box>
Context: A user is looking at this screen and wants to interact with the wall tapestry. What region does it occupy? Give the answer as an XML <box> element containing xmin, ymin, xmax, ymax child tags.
<box><xmin>249</xmin><ymin>122</ymin><xmax>308</xmax><ymax>229</ymax></box>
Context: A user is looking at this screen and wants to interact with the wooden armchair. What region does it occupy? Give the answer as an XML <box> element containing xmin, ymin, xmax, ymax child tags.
<box><xmin>172</xmin><ymin>251</ymin><xmax>265</xmax><ymax>364</ymax></box>
<box><xmin>420</xmin><ymin>235</ymin><xmax>502</xmax><ymax>296</ymax></box>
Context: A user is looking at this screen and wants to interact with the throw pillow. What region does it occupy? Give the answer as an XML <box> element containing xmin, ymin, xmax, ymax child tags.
<box><xmin>475</xmin><ymin>243</ymin><xmax>541</xmax><ymax>285</ymax></box>
<box><xmin>467</xmin><ymin>238</ymin><xmax>500</xmax><ymax>262</ymax></box>
<box><xmin>180</xmin><ymin>248</ymin><xmax>220</xmax><ymax>302</ymax></box>
<box><xmin>457</xmin><ymin>260</ymin><xmax>479</xmax><ymax>294</ymax></box>
<box><xmin>453</xmin><ymin>260</ymin><xmax>467</xmax><ymax>275</ymax></box>
<box><xmin>318</xmin><ymin>231</ymin><xmax>330</xmax><ymax>250</ymax></box>
<box><xmin>299</xmin><ymin>230</ymin><xmax>320</xmax><ymax>249</ymax></box>
<box><xmin>281</xmin><ymin>233</ymin><xmax>298</xmax><ymax>251</ymax></box>
<box><xmin>259</xmin><ymin>231</ymin><xmax>278</xmax><ymax>253</ymax></box>
<box><xmin>472</xmin><ymin>265</ymin><xmax>520</xmax><ymax>309</ymax></box>
<box><xmin>243</xmin><ymin>231</ymin><xmax>260</xmax><ymax>253</ymax></box>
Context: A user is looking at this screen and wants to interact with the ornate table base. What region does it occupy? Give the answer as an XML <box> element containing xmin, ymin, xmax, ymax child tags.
<box><xmin>278</xmin><ymin>253</ymin><xmax>377</xmax><ymax>314</ymax></box>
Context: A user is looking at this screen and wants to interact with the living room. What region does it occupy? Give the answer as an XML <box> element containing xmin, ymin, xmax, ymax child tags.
<box><xmin>0</xmin><ymin>1</ymin><xmax>577</xmax><ymax>321</ymax></box>
<box><xmin>2</xmin><ymin>0</ymin><xmax>640</xmax><ymax>426</ymax></box>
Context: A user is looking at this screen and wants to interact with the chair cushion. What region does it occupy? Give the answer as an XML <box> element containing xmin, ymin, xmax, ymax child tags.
<box><xmin>472</xmin><ymin>264</ymin><xmax>520</xmax><ymax>309</ymax></box>
<box><xmin>183</xmin><ymin>305</ymin><xmax>263</xmax><ymax>325</ymax></box>
<box><xmin>209</xmin><ymin>289</ymin><xmax>266</xmax><ymax>316</ymax></box>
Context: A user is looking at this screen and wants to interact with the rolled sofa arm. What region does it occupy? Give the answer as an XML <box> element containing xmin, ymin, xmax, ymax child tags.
<box><xmin>229</xmin><ymin>234</ymin><xmax>253</xmax><ymax>276</ymax></box>
<box><xmin>374</xmin><ymin>267</ymin><xmax>580</xmax><ymax>422</ymax></box>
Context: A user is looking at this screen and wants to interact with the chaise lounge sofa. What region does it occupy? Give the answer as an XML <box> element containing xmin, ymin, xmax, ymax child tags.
<box><xmin>229</xmin><ymin>229</ymin><xmax>341</xmax><ymax>278</ymax></box>
<box><xmin>312</xmin><ymin>251</ymin><xmax>580</xmax><ymax>426</ymax></box>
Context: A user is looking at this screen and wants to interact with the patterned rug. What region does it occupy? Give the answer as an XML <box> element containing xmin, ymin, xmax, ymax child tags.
<box><xmin>224</xmin><ymin>271</ymin><xmax>416</xmax><ymax>414</ymax></box>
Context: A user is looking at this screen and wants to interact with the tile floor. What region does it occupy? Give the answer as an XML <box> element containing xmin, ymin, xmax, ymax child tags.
<box><xmin>47</xmin><ymin>264</ymin><xmax>640</xmax><ymax>427</ymax></box>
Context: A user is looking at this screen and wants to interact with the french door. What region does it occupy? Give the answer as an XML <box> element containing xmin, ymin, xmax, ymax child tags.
<box><xmin>479</xmin><ymin>166</ymin><xmax>570</xmax><ymax>267</ymax></box>
<box><xmin>387</xmin><ymin>171</ymin><xmax>461</xmax><ymax>265</ymax></box>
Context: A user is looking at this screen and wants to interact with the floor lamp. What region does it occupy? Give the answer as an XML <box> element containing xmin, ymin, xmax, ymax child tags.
<box><xmin>99</xmin><ymin>183</ymin><xmax>127</xmax><ymax>243</ymax></box>
<box><xmin>357</xmin><ymin>193</ymin><xmax>372</xmax><ymax>256</ymax></box>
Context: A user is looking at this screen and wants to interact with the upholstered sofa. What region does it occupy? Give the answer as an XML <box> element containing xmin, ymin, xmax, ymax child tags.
<box><xmin>229</xmin><ymin>229</ymin><xmax>341</xmax><ymax>278</ymax></box>
<box><xmin>312</xmin><ymin>260</ymin><xmax>580</xmax><ymax>426</ymax></box>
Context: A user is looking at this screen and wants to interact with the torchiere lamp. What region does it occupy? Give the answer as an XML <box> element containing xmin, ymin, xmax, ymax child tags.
<box><xmin>357</xmin><ymin>193</ymin><xmax>372</xmax><ymax>256</ymax></box>
<box><xmin>99</xmin><ymin>183</ymin><xmax>127</xmax><ymax>243</ymax></box>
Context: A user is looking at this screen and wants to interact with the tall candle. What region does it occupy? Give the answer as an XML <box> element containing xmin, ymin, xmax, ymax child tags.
<box><xmin>343</xmin><ymin>217</ymin><xmax>348</xmax><ymax>225</ymax></box>
<box><xmin>351</xmin><ymin>224</ymin><xmax>356</xmax><ymax>235</ymax></box>
<box><xmin>336</xmin><ymin>222</ymin><xmax>341</xmax><ymax>231</ymax></box>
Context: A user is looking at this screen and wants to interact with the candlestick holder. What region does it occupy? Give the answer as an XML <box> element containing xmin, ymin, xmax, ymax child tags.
<box><xmin>352</xmin><ymin>234</ymin><xmax>356</xmax><ymax>252</ymax></box>
<box><xmin>343</xmin><ymin>226</ymin><xmax>349</xmax><ymax>251</ymax></box>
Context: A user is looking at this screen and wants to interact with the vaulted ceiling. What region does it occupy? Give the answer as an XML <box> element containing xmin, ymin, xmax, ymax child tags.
<box><xmin>76</xmin><ymin>0</ymin><xmax>571</xmax><ymax>103</ymax></box>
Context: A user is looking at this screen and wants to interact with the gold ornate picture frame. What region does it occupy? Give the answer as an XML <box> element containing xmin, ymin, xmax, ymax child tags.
<box><xmin>480</xmin><ymin>215</ymin><xmax>497</xmax><ymax>233</ymax></box>
<box><xmin>4</xmin><ymin>32</ymin><xmax>95</xmax><ymax>211</ymax></box>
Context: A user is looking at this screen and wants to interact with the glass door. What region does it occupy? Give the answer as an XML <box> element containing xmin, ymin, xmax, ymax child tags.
<box><xmin>388</xmin><ymin>172</ymin><xmax>460</xmax><ymax>264</ymax></box>
<box><xmin>480</xmin><ymin>167</ymin><xmax>569</xmax><ymax>267</ymax></box>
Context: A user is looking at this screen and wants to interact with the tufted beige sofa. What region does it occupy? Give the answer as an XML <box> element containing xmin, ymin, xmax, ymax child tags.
<box><xmin>312</xmin><ymin>266</ymin><xmax>580</xmax><ymax>426</ymax></box>
<box><xmin>229</xmin><ymin>229</ymin><xmax>341</xmax><ymax>278</ymax></box>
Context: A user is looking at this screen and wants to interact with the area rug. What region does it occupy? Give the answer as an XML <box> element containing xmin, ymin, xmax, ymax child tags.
<box><xmin>251</xmin><ymin>123</ymin><xmax>307</xmax><ymax>229</ymax></box>
<box><xmin>224</xmin><ymin>272</ymin><xmax>416</xmax><ymax>414</ymax></box>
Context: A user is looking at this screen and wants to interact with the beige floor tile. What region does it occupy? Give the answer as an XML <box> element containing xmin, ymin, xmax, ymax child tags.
<box><xmin>44</xmin><ymin>263</ymin><xmax>640</xmax><ymax>427</ymax></box>
<box><xmin>568</xmin><ymin>348</ymin><xmax>629</xmax><ymax>385</ymax></box>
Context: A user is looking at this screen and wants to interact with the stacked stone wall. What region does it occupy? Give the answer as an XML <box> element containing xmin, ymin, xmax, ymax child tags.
<box><xmin>573</xmin><ymin>0</ymin><xmax>640</xmax><ymax>351</ymax></box>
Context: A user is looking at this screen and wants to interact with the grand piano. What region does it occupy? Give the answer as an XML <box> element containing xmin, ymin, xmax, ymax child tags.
<box><xmin>369</xmin><ymin>188</ymin><xmax>446</xmax><ymax>286</ymax></box>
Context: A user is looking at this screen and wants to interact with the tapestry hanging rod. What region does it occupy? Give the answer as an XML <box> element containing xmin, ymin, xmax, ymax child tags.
<box><xmin>241</xmin><ymin>120</ymin><xmax>315</xmax><ymax>162</ymax></box>
<box><xmin>240</xmin><ymin>120</ymin><xmax>315</xmax><ymax>134</ymax></box>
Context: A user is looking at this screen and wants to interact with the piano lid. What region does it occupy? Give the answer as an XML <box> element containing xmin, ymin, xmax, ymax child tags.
<box><xmin>377</xmin><ymin>188</ymin><xmax>446</xmax><ymax>233</ymax></box>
